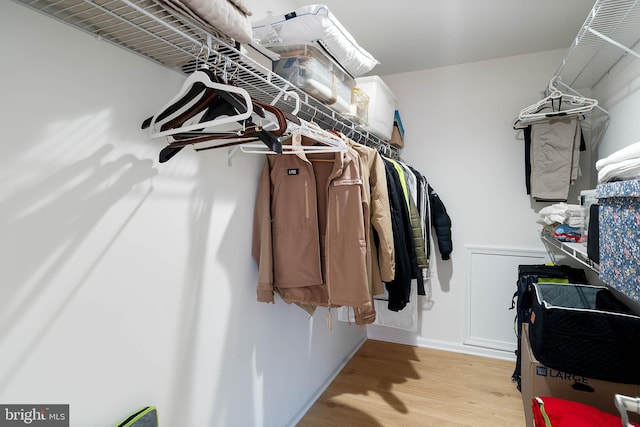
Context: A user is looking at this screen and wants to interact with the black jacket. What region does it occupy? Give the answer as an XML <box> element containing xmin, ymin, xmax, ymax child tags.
<box><xmin>380</xmin><ymin>158</ymin><xmax>415</xmax><ymax>311</ymax></box>
<box><xmin>428</xmin><ymin>184</ymin><xmax>452</xmax><ymax>261</ymax></box>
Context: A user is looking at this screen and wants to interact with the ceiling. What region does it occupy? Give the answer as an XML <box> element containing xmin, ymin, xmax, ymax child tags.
<box><xmin>288</xmin><ymin>0</ymin><xmax>597</xmax><ymax>76</ymax></box>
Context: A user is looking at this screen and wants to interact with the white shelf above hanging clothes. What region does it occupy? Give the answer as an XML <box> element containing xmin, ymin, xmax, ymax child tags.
<box><xmin>12</xmin><ymin>0</ymin><xmax>398</xmax><ymax>157</ymax></box>
<box><xmin>554</xmin><ymin>0</ymin><xmax>640</xmax><ymax>90</ymax></box>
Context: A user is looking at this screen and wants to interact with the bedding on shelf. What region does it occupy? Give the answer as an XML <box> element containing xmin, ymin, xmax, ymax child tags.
<box><xmin>157</xmin><ymin>0</ymin><xmax>253</xmax><ymax>44</ymax></box>
<box><xmin>251</xmin><ymin>4</ymin><xmax>379</xmax><ymax>77</ymax></box>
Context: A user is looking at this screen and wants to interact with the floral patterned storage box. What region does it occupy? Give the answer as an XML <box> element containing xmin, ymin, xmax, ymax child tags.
<box><xmin>596</xmin><ymin>179</ymin><xmax>640</xmax><ymax>303</ymax></box>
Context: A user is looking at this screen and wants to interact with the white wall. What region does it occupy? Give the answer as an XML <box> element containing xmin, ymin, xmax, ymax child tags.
<box><xmin>593</xmin><ymin>54</ymin><xmax>640</xmax><ymax>158</ymax></box>
<box><xmin>366</xmin><ymin>41</ymin><xmax>640</xmax><ymax>354</ymax></box>
<box><xmin>0</xmin><ymin>2</ymin><xmax>364</xmax><ymax>426</ymax></box>
<box><xmin>367</xmin><ymin>50</ymin><xmax>575</xmax><ymax>357</ymax></box>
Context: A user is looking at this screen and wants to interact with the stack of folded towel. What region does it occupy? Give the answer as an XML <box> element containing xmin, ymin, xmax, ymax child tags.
<box><xmin>538</xmin><ymin>202</ymin><xmax>585</xmax><ymax>242</ymax></box>
<box><xmin>538</xmin><ymin>203</ymin><xmax>584</xmax><ymax>228</ymax></box>
<box><xmin>596</xmin><ymin>141</ymin><xmax>640</xmax><ymax>183</ymax></box>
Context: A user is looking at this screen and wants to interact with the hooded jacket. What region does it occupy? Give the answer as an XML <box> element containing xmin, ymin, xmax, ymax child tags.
<box><xmin>381</xmin><ymin>157</ymin><xmax>415</xmax><ymax>311</ymax></box>
<box><xmin>384</xmin><ymin>157</ymin><xmax>428</xmax><ymax>270</ymax></box>
<box><xmin>252</xmin><ymin>137</ymin><xmax>375</xmax><ymax>323</ymax></box>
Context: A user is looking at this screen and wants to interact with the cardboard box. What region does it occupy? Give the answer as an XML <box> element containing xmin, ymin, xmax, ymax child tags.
<box><xmin>389</xmin><ymin>110</ymin><xmax>404</xmax><ymax>148</ymax></box>
<box><xmin>389</xmin><ymin>122</ymin><xmax>404</xmax><ymax>148</ymax></box>
<box><xmin>521</xmin><ymin>324</ymin><xmax>640</xmax><ymax>427</ymax></box>
<box><xmin>596</xmin><ymin>179</ymin><xmax>640</xmax><ymax>304</ymax></box>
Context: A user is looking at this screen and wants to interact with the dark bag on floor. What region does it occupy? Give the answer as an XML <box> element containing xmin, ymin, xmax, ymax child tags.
<box><xmin>510</xmin><ymin>264</ymin><xmax>587</xmax><ymax>391</ymax></box>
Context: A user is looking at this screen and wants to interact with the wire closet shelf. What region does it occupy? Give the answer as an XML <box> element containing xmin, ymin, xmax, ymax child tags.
<box><xmin>554</xmin><ymin>0</ymin><xmax>640</xmax><ymax>90</ymax></box>
<box><xmin>14</xmin><ymin>0</ymin><xmax>398</xmax><ymax>157</ymax></box>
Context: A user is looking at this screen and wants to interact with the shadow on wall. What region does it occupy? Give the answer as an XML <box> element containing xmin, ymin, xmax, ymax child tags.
<box><xmin>165</xmin><ymin>154</ymin><xmax>217</xmax><ymax>426</ymax></box>
<box><xmin>0</xmin><ymin>144</ymin><xmax>156</xmax><ymax>391</ymax></box>
<box><xmin>165</xmin><ymin>153</ymin><xmax>270</xmax><ymax>426</ymax></box>
<box><xmin>436</xmin><ymin>257</ymin><xmax>453</xmax><ymax>294</ymax></box>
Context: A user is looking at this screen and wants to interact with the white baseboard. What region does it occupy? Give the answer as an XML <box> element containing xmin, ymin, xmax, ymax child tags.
<box><xmin>366</xmin><ymin>326</ymin><xmax>516</xmax><ymax>362</ymax></box>
<box><xmin>284</xmin><ymin>336</ymin><xmax>367</xmax><ymax>427</ymax></box>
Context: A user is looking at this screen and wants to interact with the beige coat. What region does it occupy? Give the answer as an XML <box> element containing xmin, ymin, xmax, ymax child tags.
<box><xmin>252</xmin><ymin>138</ymin><xmax>375</xmax><ymax>323</ymax></box>
<box><xmin>345</xmin><ymin>139</ymin><xmax>395</xmax><ymax>296</ymax></box>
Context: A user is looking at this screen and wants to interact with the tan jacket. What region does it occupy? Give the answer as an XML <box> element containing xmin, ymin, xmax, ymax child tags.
<box><xmin>345</xmin><ymin>139</ymin><xmax>395</xmax><ymax>296</ymax></box>
<box><xmin>252</xmin><ymin>138</ymin><xmax>374</xmax><ymax>321</ymax></box>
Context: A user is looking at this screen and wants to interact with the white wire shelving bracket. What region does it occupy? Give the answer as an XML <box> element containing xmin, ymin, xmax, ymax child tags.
<box><xmin>553</xmin><ymin>0</ymin><xmax>640</xmax><ymax>90</ymax></box>
<box><xmin>12</xmin><ymin>0</ymin><xmax>398</xmax><ymax>158</ymax></box>
<box><xmin>541</xmin><ymin>233</ymin><xmax>600</xmax><ymax>274</ymax></box>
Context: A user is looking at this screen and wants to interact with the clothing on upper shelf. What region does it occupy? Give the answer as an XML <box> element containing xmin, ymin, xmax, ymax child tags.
<box><xmin>553</xmin><ymin>223</ymin><xmax>582</xmax><ymax>242</ymax></box>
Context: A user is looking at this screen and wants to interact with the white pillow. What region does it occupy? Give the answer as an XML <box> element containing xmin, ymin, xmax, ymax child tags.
<box><xmin>252</xmin><ymin>4</ymin><xmax>378</xmax><ymax>77</ymax></box>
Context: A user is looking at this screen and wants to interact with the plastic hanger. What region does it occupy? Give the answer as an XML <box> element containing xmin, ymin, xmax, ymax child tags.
<box><xmin>147</xmin><ymin>69</ymin><xmax>253</xmax><ymax>138</ymax></box>
<box><xmin>518</xmin><ymin>77</ymin><xmax>598</xmax><ymax>124</ymax></box>
<box><xmin>240</xmin><ymin>120</ymin><xmax>348</xmax><ymax>155</ymax></box>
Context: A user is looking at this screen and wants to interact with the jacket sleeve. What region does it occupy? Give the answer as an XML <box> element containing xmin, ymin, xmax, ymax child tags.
<box><xmin>252</xmin><ymin>160</ymin><xmax>275</xmax><ymax>303</ymax></box>
<box><xmin>369</xmin><ymin>152</ymin><xmax>395</xmax><ymax>282</ymax></box>
<box><xmin>428</xmin><ymin>185</ymin><xmax>453</xmax><ymax>260</ymax></box>
<box><xmin>409</xmin><ymin>195</ymin><xmax>429</xmax><ymax>268</ymax></box>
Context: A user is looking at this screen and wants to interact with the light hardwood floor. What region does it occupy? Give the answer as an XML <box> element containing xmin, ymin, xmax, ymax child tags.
<box><xmin>298</xmin><ymin>339</ymin><xmax>526</xmax><ymax>427</ymax></box>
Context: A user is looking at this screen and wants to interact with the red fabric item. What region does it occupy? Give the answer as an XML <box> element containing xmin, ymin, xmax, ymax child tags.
<box><xmin>531</xmin><ymin>396</ymin><xmax>640</xmax><ymax>427</ymax></box>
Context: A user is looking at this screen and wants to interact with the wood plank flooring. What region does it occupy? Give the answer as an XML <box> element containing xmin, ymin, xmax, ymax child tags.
<box><xmin>298</xmin><ymin>339</ymin><xmax>525</xmax><ymax>427</ymax></box>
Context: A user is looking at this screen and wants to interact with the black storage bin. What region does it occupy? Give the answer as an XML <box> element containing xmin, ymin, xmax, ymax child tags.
<box><xmin>510</xmin><ymin>264</ymin><xmax>587</xmax><ymax>391</ymax></box>
<box><xmin>530</xmin><ymin>282</ymin><xmax>640</xmax><ymax>384</ymax></box>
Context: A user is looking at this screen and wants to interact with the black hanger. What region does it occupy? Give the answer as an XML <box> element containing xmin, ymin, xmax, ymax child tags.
<box><xmin>147</xmin><ymin>69</ymin><xmax>283</xmax><ymax>162</ymax></box>
<box><xmin>141</xmin><ymin>82</ymin><xmax>207</xmax><ymax>129</ymax></box>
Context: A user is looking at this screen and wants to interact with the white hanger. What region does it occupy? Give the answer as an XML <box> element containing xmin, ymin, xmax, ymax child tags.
<box><xmin>148</xmin><ymin>69</ymin><xmax>253</xmax><ymax>138</ymax></box>
<box><xmin>240</xmin><ymin>120</ymin><xmax>348</xmax><ymax>155</ymax></box>
<box><xmin>518</xmin><ymin>77</ymin><xmax>598</xmax><ymax>123</ymax></box>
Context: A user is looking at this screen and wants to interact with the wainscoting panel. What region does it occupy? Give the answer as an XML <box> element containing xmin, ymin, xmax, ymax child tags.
<box><xmin>464</xmin><ymin>246</ymin><xmax>548</xmax><ymax>353</ymax></box>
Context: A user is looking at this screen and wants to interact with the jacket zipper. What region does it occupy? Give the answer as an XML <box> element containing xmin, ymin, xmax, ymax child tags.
<box><xmin>304</xmin><ymin>180</ymin><xmax>310</xmax><ymax>219</ymax></box>
<box><xmin>335</xmin><ymin>193</ymin><xmax>340</xmax><ymax>233</ymax></box>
